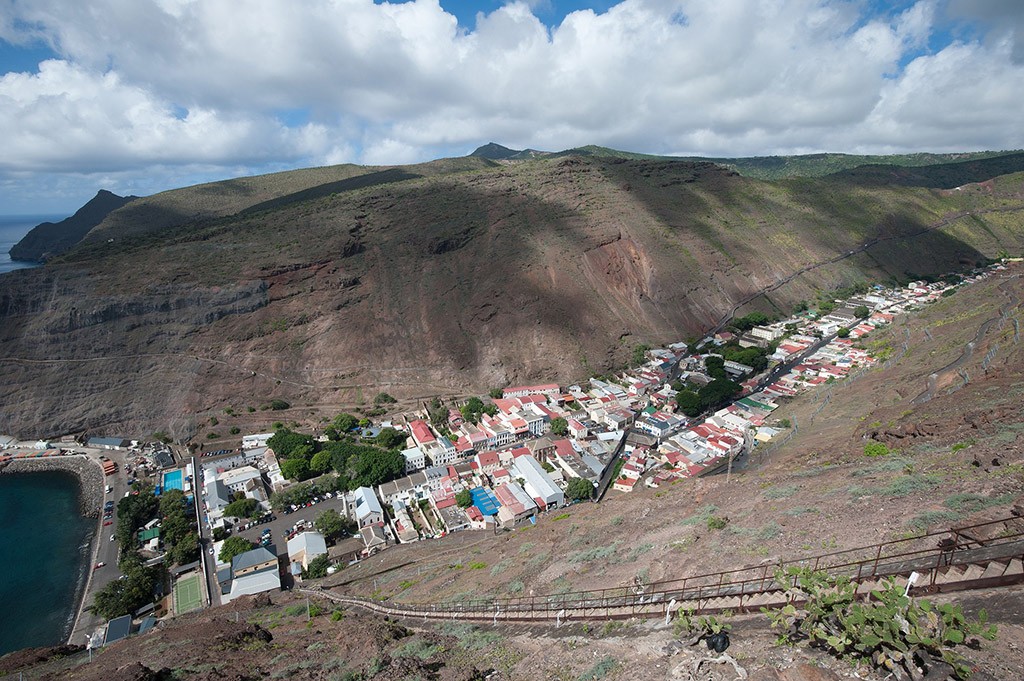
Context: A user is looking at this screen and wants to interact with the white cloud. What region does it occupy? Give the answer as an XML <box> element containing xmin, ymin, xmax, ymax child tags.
<box><xmin>0</xmin><ymin>0</ymin><xmax>1022</xmax><ymax>211</ymax></box>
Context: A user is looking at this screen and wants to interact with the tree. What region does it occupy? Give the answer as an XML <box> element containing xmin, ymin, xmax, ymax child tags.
<box><xmin>314</xmin><ymin>508</ymin><xmax>352</xmax><ymax>541</ymax></box>
<box><xmin>269</xmin><ymin>399</ymin><xmax>290</xmax><ymax>410</ymax></box>
<box><xmin>460</xmin><ymin>396</ymin><xmax>486</xmax><ymax>424</ymax></box>
<box><xmin>837</xmin><ymin>327</ymin><xmax>851</xmax><ymax>338</ymax></box>
<box><xmin>675</xmin><ymin>390</ymin><xmax>703</xmax><ymax>418</ymax></box>
<box><xmin>455</xmin><ymin>490</ymin><xmax>473</xmax><ymax>508</ymax></box>
<box><xmin>854</xmin><ymin>305</ymin><xmax>870</xmax><ymax>319</ymax></box>
<box><xmin>698</xmin><ymin>378</ymin><xmax>742</xmax><ymax>411</ymax></box>
<box><xmin>375</xmin><ymin>427</ymin><xmax>407</xmax><ymax>450</ymax></box>
<box><xmin>267</xmin><ymin>428</ymin><xmax>314</xmax><ymax>458</ymax></box>
<box><xmin>566</xmin><ymin>477</ymin><xmax>595</xmax><ymax>501</ymax></box>
<box><xmin>223</xmin><ymin>497</ymin><xmax>259</xmax><ymax>519</ymax></box>
<box><xmin>549</xmin><ymin>417</ymin><xmax>568</xmax><ymax>436</ymax></box>
<box><xmin>333</xmin><ymin>413</ymin><xmax>358</xmax><ymax>433</ymax></box>
<box><xmin>704</xmin><ymin>355</ymin><xmax>727</xmax><ymax>380</ymax></box>
<box><xmin>373</xmin><ymin>392</ymin><xmax>397</xmax><ymax>405</ymax></box>
<box><xmin>281</xmin><ymin>457</ymin><xmax>311</xmax><ymax>481</ymax></box>
<box><xmin>310</xmin><ymin>450</ymin><xmax>334</xmax><ymax>475</ymax></box>
<box><xmin>171</xmin><ymin>531</ymin><xmax>200</xmax><ymax>565</ymax></box>
<box><xmin>92</xmin><ymin>564</ymin><xmax>158</xmax><ymax>620</ymax></box>
<box><xmin>303</xmin><ymin>553</ymin><xmax>332</xmax><ymax>579</ymax></box>
<box><xmin>212</xmin><ymin>527</ymin><xmax>228</xmax><ymax>542</ymax></box>
<box><xmin>219</xmin><ymin>536</ymin><xmax>256</xmax><ymax>564</ymax></box>
<box><xmin>489</xmin><ymin>388</ymin><xmax>504</xmax><ymax>399</ymax></box>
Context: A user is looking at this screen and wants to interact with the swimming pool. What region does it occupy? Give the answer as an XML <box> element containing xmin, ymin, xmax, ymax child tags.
<box><xmin>162</xmin><ymin>469</ymin><xmax>184</xmax><ymax>491</ymax></box>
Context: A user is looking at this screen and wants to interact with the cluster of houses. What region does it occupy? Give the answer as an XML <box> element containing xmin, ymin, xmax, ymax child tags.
<box><xmin>182</xmin><ymin>263</ymin><xmax>1010</xmax><ymax>607</ymax></box>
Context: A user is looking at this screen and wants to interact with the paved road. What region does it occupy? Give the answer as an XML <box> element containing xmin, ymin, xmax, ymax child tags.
<box><xmin>66</xmin><ymin>447</ymin><xmax>131</xmax><ymax>645</ymax></box>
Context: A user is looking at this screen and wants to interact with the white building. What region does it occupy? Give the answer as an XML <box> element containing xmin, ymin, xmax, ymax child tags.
<box><xmin>243</xmin><ymin>433</ymin><xmax>275</xmax><ymax>450</ymax></box>
<box><xmin>353</xmin><ymin>486</ymin><xmax>384</xmax><ymax>528</ymax></box>
<box><xmin>511</xmin><ymin>454</ymin><xmax>564</xmax><ymax>509</ymax></box>
<box><xmin>402</xmin><ymin>446</ymin><xmax>426</xmax><ymax>473</ymax></box>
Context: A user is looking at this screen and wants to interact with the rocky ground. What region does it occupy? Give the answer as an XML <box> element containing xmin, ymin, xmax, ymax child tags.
<box><xmin>2</xmin><ymin>586</ymin><xmax>1021</xmax><ymax>681</ymax></box>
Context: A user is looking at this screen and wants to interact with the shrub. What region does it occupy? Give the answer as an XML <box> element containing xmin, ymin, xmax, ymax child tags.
<box><xmin>764</xmin><ymin>485</ymin><xmax>798</xmax><ymax>500</ymax></box>
<box><xmin>706</xmin><ymin>515</ymin><xmax>729</xmax><ymax>530</ymax></box>
<box><xmin>578</xmin><ymin>656</ymin><xmax>619</xmax><ymax>681</ymax></box>
<box><xmin>864</xmin><ymin>442</ymin><xmax>891</xmax><ymax>457</ymax></box>
<box><xmin>765</xmin><ymin>567</ymin><xmax>996</xmax><ymax>680</ymax></box>
<box><xmin>229</xmin><ymin>426</ymin><xmax>241</xmax><ymax>435</ymax></box>
<box><xmin>269</xmin><ymin>399</ymin><xmax>290</xmax><ymax>411</ymax></box>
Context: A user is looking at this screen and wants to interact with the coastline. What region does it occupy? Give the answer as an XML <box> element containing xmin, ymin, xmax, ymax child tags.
<box><xmin>0</xmin><ymin>455</ymin><xmax>105</xmax><ymax>645</ymax></box>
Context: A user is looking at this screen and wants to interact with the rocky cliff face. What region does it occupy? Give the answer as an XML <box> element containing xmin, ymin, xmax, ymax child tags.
<box><xmin>1</xmin><ymin>155</ymin><xmax>1022</xmax><ymax>439</ymax></box>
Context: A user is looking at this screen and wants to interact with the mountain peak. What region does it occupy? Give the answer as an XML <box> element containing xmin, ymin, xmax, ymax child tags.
<box><xmin>8</xmin><ymin>189</ymin><xmax>136</xmax><ymax>262</ymax></box>
<box><xmin>469</xmin><ymin>142</ymin><xmax>521</xmax><ymax>160</ymax></box>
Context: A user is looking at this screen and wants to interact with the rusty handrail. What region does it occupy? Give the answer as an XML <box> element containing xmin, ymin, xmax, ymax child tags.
<box><xmin>307</xmin><ymin>515</ymin><xmax>1023</xmax><ymax>620</ymax></box>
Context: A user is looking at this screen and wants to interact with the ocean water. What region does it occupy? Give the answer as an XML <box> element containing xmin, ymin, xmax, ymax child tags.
<box><xmin>0</xmin><ymin>471</ymin><xmax>94</xmax><ymax>655</ymax></box>
<box><xmin>0</xmin><ymin>215</ymin><xmax>63</xmax><ymax>275</ymax></box>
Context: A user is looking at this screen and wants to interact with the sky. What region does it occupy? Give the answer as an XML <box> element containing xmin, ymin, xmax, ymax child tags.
<box><xmin>1</xmin><ymin>0</ymin><xmax>1023</xmax><ymax>215</ymax></box>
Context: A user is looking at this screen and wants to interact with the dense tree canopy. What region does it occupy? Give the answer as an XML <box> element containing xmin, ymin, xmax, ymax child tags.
<box><xmin>455</xmin><ymin>490</ymin><xmax>473</xmax><ymax>508</ymax></box>
<box><xmin>374</xmin><ymin>427</ymin><xmax>408</xmax><ymax>450</ymax></box>
<box><xmin>675</xmin><ymin>389</ymin><xmax>703</xmax><ymax>417</ymax></box>
<box><xmin>550</xmin><ymin>417</ymin><xmax>568</xmax><ymax>436</ymax></box>
<box><xmin>704</xmin><ymin>355</ymin><xmax>727</xmax><ymax>380</ymax></box>
<box><xmin>219</xmin><ymin>536</ymin><xmax>256</xmax><ymax>564</ymax></box>
<box><xmin>333</xmin><ymin>413</ymin><xmax>359</xmax><ymax>433</ymax></box>
<box><xmin>460</xmin><ymin>396</ymin><xmax>486</xmax><ymax>424</ymax></box>
<box><xmin>281</xmin><ymin>457</ymin><xmax>311</xmax><ymax>481</ymax></box>
<box><xmin>92</xmin><ymin>562</ymin><xmax>159</xmax><ymax>620</ymax></box>
<box><xmin>267</xmin><ymin>428</ymin><xmax>314</xmax><ymax>458</ymax></box>
<box><xmin>314</xmin><ymin>508</ymin><xmax>353</xmax><ymax>541</ymax></box>
<box><xmin>698</xmin><ymin>378</ymin><xmax>743</xmax><ymax>411</ymax></box>
<box><xmin>310</xmin><ymin>450</ymin><xmax>334</xmax><ymax>475</ymax></box>
<box><xmin>223</xmin><ymin>497</ymin><xmax>259</xmax><ymax>519</ymax></box>
<box><xmin>566</xmin><ymin>477</ymin><xmax>595</xmax><ymax>501</ymax></box>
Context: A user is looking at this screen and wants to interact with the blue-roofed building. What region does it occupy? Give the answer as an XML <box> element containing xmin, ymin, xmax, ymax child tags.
<box><xmin>103</xmin><ymin>615</ymin><xmax>132</xmax><ymax>646</ymax></box>
<box><xmin>137</xmin><ymin>616</ymin><xmax>157</xmax><ymax>634</ymax></box>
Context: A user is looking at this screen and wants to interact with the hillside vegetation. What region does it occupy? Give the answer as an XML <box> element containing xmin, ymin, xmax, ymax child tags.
<box><xmin>1</xmin><ymin>151</ymin><xmax>1024</xmax><ymax>439</ymax></box>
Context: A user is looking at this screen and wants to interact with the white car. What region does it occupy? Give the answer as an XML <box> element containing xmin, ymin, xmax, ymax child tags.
<box><xmin>109</xmin><ymin>534</ymin><xmax>116</xmax><ymax>542</ymax></box>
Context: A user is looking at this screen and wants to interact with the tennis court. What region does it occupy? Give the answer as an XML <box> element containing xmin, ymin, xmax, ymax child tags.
<box><xmin>173</xmin><ymin>573</ymin><xmax>203</xmax><ymax>614</ymax></box>
<box><xmin>469</xmin><ymin>487</ymin><xmax>500</xmax><ymax>516</ymax></box>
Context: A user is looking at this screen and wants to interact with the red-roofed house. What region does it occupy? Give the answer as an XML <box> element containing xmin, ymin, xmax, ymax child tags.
<box><xmin>409</xmin><ymin>420</ymin><xmax>436</xmax><ymax>447</ymax></box>
<box><xmin>475</xmin><ymin>450</ymin><xmax>501</xmax><ymax>475</ymax></box>
<box><xmin>567</xmin><ymin>419</ymin><xmax>587</xmax><ymax>439</ymax></box>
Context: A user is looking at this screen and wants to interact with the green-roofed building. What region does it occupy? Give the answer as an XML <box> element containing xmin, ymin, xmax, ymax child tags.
<box><xmin>138</xmin><ymin>527</ymin><xmax>160</xmax><ymax>542</ymax></box>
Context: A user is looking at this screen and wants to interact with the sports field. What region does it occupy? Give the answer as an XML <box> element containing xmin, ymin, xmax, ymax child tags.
<box><xmin>173</xmin><ymin>572</ymin><xmax>203</xmax><ymax>614</ymax></box>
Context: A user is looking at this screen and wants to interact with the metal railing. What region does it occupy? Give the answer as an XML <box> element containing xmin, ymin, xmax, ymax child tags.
<box><xmin>305</xmin><ymin>515</ymin><xmax>1024</xmax><ymax>622</ymax></box>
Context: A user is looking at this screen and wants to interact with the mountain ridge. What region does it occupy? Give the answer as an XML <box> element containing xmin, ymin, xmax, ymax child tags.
<box><xmin>1</xmin><ymin>152</ymin><xmax>1023</xmax><ymax>438</ymax></box>
<box><xmin>8</xmin><ymin>190</ymin><xmax>136</xmax><ymax>262</ymax></box>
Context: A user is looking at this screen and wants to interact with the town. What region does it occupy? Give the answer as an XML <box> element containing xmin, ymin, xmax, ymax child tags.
<box><xmin>0</xmin><ymin>263</ymin><xmax>1006</xmax><ymax>648</ymax></box>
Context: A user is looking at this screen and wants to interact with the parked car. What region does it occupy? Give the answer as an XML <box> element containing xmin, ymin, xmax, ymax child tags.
<box><xmin>94</xmin><ymin>562</ymin><xmax>105</xmax><ymax>569</ymax></box>
<box><xmin>103</xmin><ymin>520</ymin><xmax>113</xmax><ymax>526</ymax></box>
